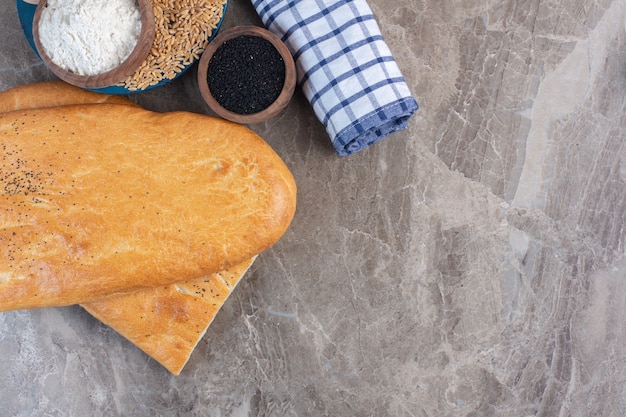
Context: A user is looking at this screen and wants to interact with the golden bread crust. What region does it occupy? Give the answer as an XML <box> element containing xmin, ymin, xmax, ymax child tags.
<box><xmin>0</xmin><ymin>104</ymin><xmax>296</xmax><ymax>310</ymax></box>
<box><xmin>0</xmin><ymin>81</ymin><xmax>136</xmax><ymax>112</ymax></box>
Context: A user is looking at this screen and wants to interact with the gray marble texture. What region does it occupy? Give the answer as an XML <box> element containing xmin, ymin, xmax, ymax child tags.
<box><xmin>1</xmin><ymin>0</ymin><xmax>625</xmax><ymax>416</ymax></box>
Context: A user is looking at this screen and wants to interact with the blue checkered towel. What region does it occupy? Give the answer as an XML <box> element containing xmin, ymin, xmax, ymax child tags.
<box><xmin>251</xmin><ymin>0</ymin><xmax>418</xmax><ymax>156</ymax></box>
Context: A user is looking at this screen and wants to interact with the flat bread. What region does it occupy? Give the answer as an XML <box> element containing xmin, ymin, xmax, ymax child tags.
<box><xmin>0</xmin><ymin>81</ymin><xmax>280</xmax><ymax>374</ymax></box>
<box><xmin>0</xmin><ymin>94</ymin><xmax>296</xmax><ymax>310</ymax></box>
<box><xmin>82</xmin><ymin>257</ymin><xmax>256</xmax><ymax>375</ymax></box>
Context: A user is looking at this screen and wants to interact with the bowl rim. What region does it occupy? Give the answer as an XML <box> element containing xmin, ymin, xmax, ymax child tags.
<box><xmin>197</xmin><ymin>25</ymin><xmax>297</xmax><ymax>124</ymax></box>
<box><xmin>32</xmin><ymin>0</ymin><xmax>156</xmax><ymax>89</ymax></box>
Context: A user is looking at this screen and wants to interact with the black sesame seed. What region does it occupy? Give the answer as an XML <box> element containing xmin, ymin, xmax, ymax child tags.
<box><xmin>207</xmin><ymin>35</ymin><xmax>285</xmax><ymax>115</ymax></box>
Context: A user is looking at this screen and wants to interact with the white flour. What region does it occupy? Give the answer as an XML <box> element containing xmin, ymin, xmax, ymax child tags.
<box><xmin>38</xmin><ymin>0</ymin><xmax>142</xmax><ymax>76</ymax></box>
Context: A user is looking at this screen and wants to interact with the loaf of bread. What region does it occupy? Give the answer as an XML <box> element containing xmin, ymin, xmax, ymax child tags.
<box><xmin>0</xmin><ymin>81</ymin><xmax>270</xmax><ymax>374</ymax></box>
<box><xmin>0</xmin><ymin>81</ymin><xmax>136</xmax><ymax>112</ymax></box>
<box><xmin>0</xmin><ymin>85</ymin><xmax>296</xmax><ymax>311</ymax></box>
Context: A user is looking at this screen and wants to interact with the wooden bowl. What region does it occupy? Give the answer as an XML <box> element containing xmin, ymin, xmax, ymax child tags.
<box><xmin>197</xmin><ymin>25</ymin><xmax>296</xmax><ymax>124</ymax></box>
<box><xmin>32</xmin><ymin>0</ymin><xmax>156</xmax><ymax>90</ymax></box>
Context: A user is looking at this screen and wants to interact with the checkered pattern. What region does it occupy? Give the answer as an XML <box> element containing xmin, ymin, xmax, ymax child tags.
<box><xmin>251</xmin><ymin>0</ymin><xmax>418</xmax><ymax>156</ymax></box>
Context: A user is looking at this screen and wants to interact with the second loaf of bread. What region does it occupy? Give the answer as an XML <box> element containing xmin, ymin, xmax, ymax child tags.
<box><xmin>0</xmin><ymin>104</ymin><xmax>296</xmax><ymax>311</ymax></box>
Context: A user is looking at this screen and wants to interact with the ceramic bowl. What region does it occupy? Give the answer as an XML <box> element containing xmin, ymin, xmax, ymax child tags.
<box><xmin>32</xmin><ymin>0</ymin><xmax>156</xmax><ymax>90</ymax></box>
<box><xmin>197</xmin><ymin>25</ymin><xmax>296</xmax><ymax>124</ymax></box>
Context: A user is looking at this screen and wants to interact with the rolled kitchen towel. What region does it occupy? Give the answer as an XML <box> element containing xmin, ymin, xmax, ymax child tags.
<box><xmin>251</xmin><ymin>0</ymin><xmax>418</xmax><ymax>156</ymax></box>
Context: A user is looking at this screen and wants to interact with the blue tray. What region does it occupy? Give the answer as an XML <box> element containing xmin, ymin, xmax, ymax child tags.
<box><xmin>16</xmin><ymin>0</ymin><xmax>227</xmax><ymax>94</ymax></box>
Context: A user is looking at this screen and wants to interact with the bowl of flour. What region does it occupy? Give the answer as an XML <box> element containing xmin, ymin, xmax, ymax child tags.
<box><xmin>32</xmin><ymin>0</ymin><xmax>155</xmax><ymax>90</ymax></box>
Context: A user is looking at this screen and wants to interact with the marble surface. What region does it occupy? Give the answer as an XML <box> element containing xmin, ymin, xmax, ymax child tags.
<box><xmin>1</xmin><ymin>0</ymin><xmax>625</xmax><ymax>416</ymax></box>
